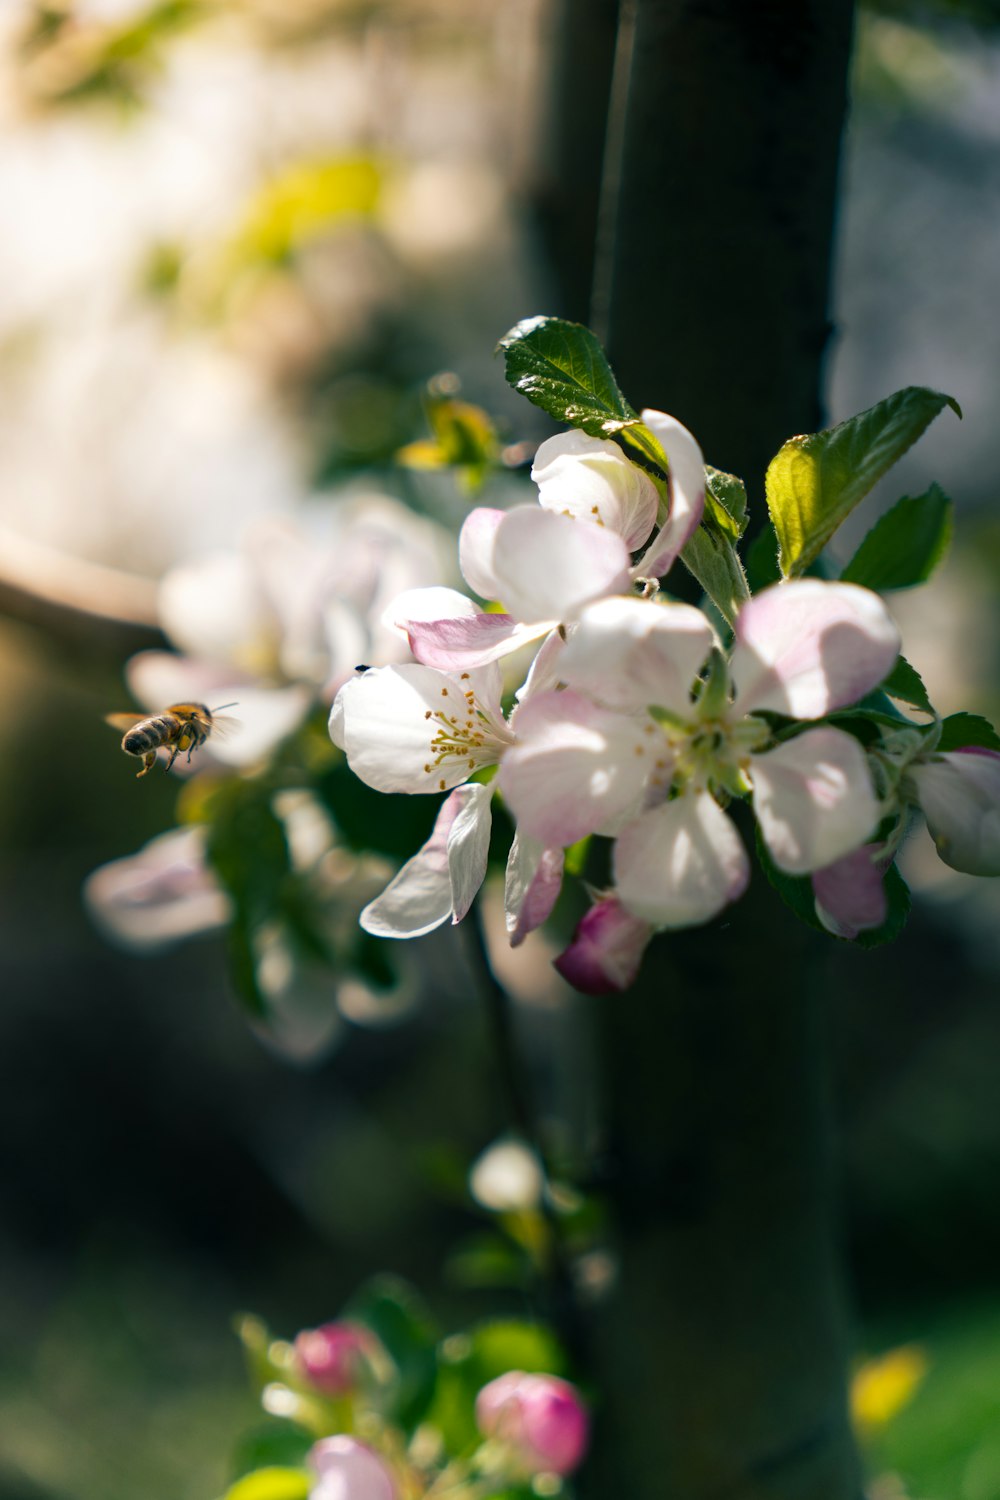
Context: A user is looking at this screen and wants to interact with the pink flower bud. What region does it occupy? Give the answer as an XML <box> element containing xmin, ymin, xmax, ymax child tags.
<box><xmin>811</xmin><ymin>844</ymin><xmax>889</xmax><ymax>939</ymax></box>
<box><xmin>295</xmin><ymin>1321</ymin><xmax>374</xmax><ymax>1396</ymax></box>
<box><xmin>475</xmin><ymin>1371</ymin><xmax>589</xmax><ymax>1477</ymax></box>
<box><xmin>309</xmin><ymin>1436</ymin><xmax>397</xmax><ymax>1500</ymax></box>
<box><xmin>554</xmin><ymin>895</ymin><xmax>652</xmax><ymax>994</ymax></box>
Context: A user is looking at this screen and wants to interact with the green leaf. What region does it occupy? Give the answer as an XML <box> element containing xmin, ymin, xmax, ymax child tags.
<box><xmin>755</xmin><ymin>827</ymin><xmax>826</xmax><ymax>934</ymax></box>
<box><xmin>231</xmin><ymin>1426</ymin><xmax>314</xmax><ymax>1480</ymax></box>
<box><xmin>841</xmin><ymin>484</ymin><xmax>954</xmax><ymax>591</ymax></box>
<box><xmin>342</xmin><ymin>1277</ymin><xmax>438</xmax><ymax>1429</ymax></box>
<box><xmin>743</xmin><ymin>525</ymin><xmax>782</xmax><ymax>592</ymax></box>
<box><xmin>882</xmin><ymin>655</ymin><xmax>934</xmax><ymax>714</ymax></box>
<box><xmin>680</xmin><ymin>521</ymin><xmax>751</xmax><ymax>627</ymax></box>
<box><xmin>765</xmin><ymin>387</ymin><xmax>960</xmax><ymax>576</ymax></box>
<box><xmin>704</xmin><ymin>465</ymin><xmax>748</xmax><ymax>540</ymax></box>
<box><xmin>220</xmin><ymin>1468</ymin><xmax>311</xmax><ymax>1500</ymax></box>
<box><xmin>937</xmin><ymin>712</ymin><xmax>1000</xmax><ymax>752</ymax></box>
<box><xmin>498</xmin><ymin>315</ymin><xmax>637</xmax><ymax>437</ymax></box>
<box><xmin>854</xmin><ymin>864</ymin><xmax>912</xmax><ymax>949</ymax></box>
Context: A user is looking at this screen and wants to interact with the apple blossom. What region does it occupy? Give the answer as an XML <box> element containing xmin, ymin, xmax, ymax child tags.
<box><xmin>295</xmin><ymin>1321</ymin><xmax>378</xmax><ymax>1396</ymax></box>
<box><xmin>553</xmin><ymin>895</ymin><xmax>654</xmax><ymax>995</ymax></box>
<box><xmin>908</xmin><ymin>746</ymin><xmax>1000</xmax><ymax>876</ymax></box>
<box><xmin>475</xmin><ymin>1370</ymin><xmax>589</xmax><ymax>1477</ymax></box>
<box><xmin>811</xmin><ymin>845</ymin><xmax>890</xmax><ymax>939</ymax></box>
<box><xmin>501</xmin><ymin>581</ymin><xmax>900</xmax><ymax>929</ymax></box>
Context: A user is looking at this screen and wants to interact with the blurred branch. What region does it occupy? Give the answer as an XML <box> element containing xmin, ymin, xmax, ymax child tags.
<box><xmin>0</xmin><ymin>524</ymin><xmax>167</xmax><ymax>660</ymax></box>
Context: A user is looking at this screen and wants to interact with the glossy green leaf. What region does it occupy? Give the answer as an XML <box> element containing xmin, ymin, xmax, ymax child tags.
<box><xmin>765</xmin><ymin>387</ymin><xmax>960</xmax><ymax>576</ymax></box>
<box><xmin>498</xmin><ymin>316</ymin><xmax>637</xmax><ymax>437</ymax></box>
<box><xmin>937</xmin><ymin>712</ymin><xmax>1000</xmax><ymax>752</ymax></box>
<box><xmin>704</xmin><ymin>465</ymin><xmax>748</xmax><ymax>540</ymax></box>
<box><xmin>221</xmin><ymin>1468</ymin><xmax>310</xmax><ymax>1500</ymax></box>
<box><xmin>881</xmin><ymin>656</ymin><xmax>934</xmax><ymax>714</ymax></box>
<box><xmin>841</xmin><ymin>484</ymin><xmax>953</xmax><ymax>591</ymax></box>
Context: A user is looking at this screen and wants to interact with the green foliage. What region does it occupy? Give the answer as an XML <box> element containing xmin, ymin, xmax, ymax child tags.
<box><xmin>704</xmin><ymin>465</ymin><xmax>749</xmax><ymax>540</ymax></box>
<box><xmin>498</xmin><ymin>315</ymin><xmax>637</xmax><ymax>438</ymax></box>
<box><xmin>397</xmin><ymin>380</ymin><xmax>501</xmax><ymax>491</ymax></box>
<box><xmin>220</xmin><ymin>1469</ymin><xmax>310</xmax><ymax>1500</ymax></box>
<box><xmin>341</xmin><ymin>1277</ymin><xmax>439</xmax><ymax>1429</ymax></box>
<box><xmin>854</xmin><ymin>865</ymin><xmax>913</xmax><ymax>950</ymax></box>
<box><xmin>680</xmin><ymin>514</ymin><xmax>751</xmax><ymax>626</ymax></box>
<box><xmin>428</xmin><ymin>1319</ymin><xmax>568</xmax><ymax>1455</ymax></box>
<box><xmin>882</xmin><ymin>655</ymin><xmax>935</xmax><ymax>714</ymax></box>
<box><xmin>937</xmin><ymin>712</ymin><xmax>1000</xmax><ymax>752</ymax></box>
<box><xmin>232</xmin><ymin>1425</ymin><xmax>315</xmax><ymax>1479</ymax></box>
<box><xmin>744</xmin><ymin>525</ymin><xmax>782</xmax><ymax>592</ymax></box>
<box><xmin>842</xmin><ymin>484</ymin><xmax>953</xmax><ymax>591</ymax></box>
<box><xmin>755</xmin><ymin>829</ymin><xmax>911</xmax><ymax>947</ymax></box>
<box><xmin>765</xmin><ymin>388</ymin><xmax>960</xmax><ymax>576</ymax></box>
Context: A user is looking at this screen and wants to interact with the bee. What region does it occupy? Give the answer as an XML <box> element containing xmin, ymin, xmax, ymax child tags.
<box><xmin>105</xmin><ymin>702</ymin><xmax>238</xmax><ymax>778</ymax></box>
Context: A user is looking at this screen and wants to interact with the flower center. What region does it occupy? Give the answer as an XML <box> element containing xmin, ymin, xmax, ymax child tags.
<box><xmin>421</xmin><ymin>676</ymin><xmax>512</xmax><ymax>791</ymax></box>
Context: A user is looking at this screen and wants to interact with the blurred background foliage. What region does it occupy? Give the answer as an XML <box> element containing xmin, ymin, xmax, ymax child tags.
<box><xmin>0</xmin><ymin>2</ymin><xmax>999</xmax><ymax>1498</ymax></box>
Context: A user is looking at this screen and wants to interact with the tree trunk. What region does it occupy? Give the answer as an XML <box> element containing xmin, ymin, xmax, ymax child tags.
<box><xmin>544</xmin><ymin>3</ymin><xmax>862</xmax><ymax>1497</ymax></box>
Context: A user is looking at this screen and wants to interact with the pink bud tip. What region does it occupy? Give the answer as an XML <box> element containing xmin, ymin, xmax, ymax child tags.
<box><xmin>554</xmin><ymin>896</ymin><xmax>652</xmax><ymax>994</ymax></box>
<box><xmin>309</xmin><ymin>1436</ymin><xmax>397</xmax><ymax>1500</ymax></box>
<box><xmin>294</xmin><ymin>1320</ymin><xmax>374</xmax><ymax>1396</ymax></box>
<box><xmin>475</xmin><ymin>1371</ymin><xmax>590</xmax><ymax>1477</ymax></box>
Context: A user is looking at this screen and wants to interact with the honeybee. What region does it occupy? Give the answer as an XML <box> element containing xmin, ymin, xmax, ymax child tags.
<box><xmin>105</xmin><ymin>701</ymin><xmax>238</xmax><ymax>778</ymax></box>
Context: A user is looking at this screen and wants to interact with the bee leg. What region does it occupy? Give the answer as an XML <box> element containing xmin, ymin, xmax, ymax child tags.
<box><xmin>136</xmin><ymin>751</ymin><xmax>157</xmax><ymax>778</ymax></box>
<box><xmin>163</xmin><ymin>744</ymin><xmax>181</xmax><ymax>773</ymax></box>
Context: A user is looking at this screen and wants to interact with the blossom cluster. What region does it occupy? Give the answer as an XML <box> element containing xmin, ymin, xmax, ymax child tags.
<box><xmin>331</xmin><ymin>412</ymin><xmax>1000</xmax><ymax>992</ymax></box>
<box><xmin>225</xmin><ymin>1306</ymin><xmax>588</xmax><ymax>1500</ymax></box>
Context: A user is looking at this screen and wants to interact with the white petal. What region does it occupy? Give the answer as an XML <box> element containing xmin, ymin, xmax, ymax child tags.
<box><xmin>459</xmin><ymin>508</ymin><xmax>506</xmax><ymax>601</ymax></box>
<box><xmin>559</xmin><ymin>596</ymin><xmax>714</xmax><ymax>714</ymax></box>
<box><xmin>730</xmin><ymin>580</ymin><xmax>900</xmax><ymax>718</ymax></box>
<box><xmin>490</xmin><ymin>507</ymin><xmax>631</xmax><ymax>623</ymax></box>
<box><xmin>750</xmin><ymin>727</ymin><xmax>879</xmax><ymax>874</ymax></box>
<box><xmin>531</xmin><ymin>430</ymin><xmax>659</xmax><ymax>550</ymax></box>
<box><xmin>84</xmin><ymin>827</ymin><xmax>231</xmax><ymax>951</ymax></box>
<box><xmin>359</xmin><ymin>789</ymin><xmax>465</xmax><ymax>938</ymax></box>
<box><xmin>634</xmin><ymin>410</ymin><xmax>706</xmax><ymax>576</ymax></box>
<box><xmin>159</xmin><ymin>550</ymin><xmax>279</xmax><ymax>672</ymax></box>
<box><xmin>500</xmin><ymin>689</ymin><xmax>654</xmax><ymax>846</ymax></box>
<box><xmin>504</xmin><ymin>833</ymin><xmax>565</xmax><ymax>946</ymax></box>
<box><xmin>614</xmin><ymin>791</ymin><xmax>749</xmax><ymax>927</ymax></box>
<box><xmin>447</xmin><ymin>782</ymin><xmax>494</xmax><ymax>923</ymax></box>
<box><xmin>382</xmin><ymin>585</ymin><xmax>480</xmax><ymax>638</ymax></box>
<box><xmin>910</xmin><ymin>748</ymin><xmax>1000</xmax><ymax>876</ymax></box>
<box><xmin>331</xmin><ymin>664</ymin><xmax>505</xmax><ymax>795</ymax></box>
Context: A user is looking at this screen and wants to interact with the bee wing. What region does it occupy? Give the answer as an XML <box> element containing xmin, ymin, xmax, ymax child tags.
<box><xmin>105</xmin><ymin>712</ymin><xmax>146</xmax><ymax>732</ymax></box>
<box><xmin>208</xmin><ymin>714</ymin><xmax>242</xmax><ymax>740</ymax></box>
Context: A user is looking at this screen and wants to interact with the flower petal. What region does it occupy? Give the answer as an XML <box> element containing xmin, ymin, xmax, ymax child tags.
<box><xmin>84</xmin><ymin>827</ymin><xmax>231</xmax><ymax>951</ymax></box>
<box><xmin>331</xmin><ymin>664</ymin><xmax>507</xmax><ymax>794</ymax></box>
<box><xmin>531</xmin><ymin>430</ymin><xmax>659</xmax><ymax>550</ymax></box>
<box><xmin>730</xmin><ymin>580</ymin><xmax>900</xmax><ymax>717</ymax></box>
<box><xmin>613</xmin><ymin>791</ymin><xmax>750</xmax><ymax>927</ymax></box>
<box><xmin>405</xmin><ymin>611</ymin><xmax>553</xmax><ymax>672</ymax></box>
<box><xmin>501</xmin><ymin>689</ymin><xmax>654</xmax><ymax>846</ymax></box>
<box><xmin>490</xmin><ymin>506</ymin><xmax>631</xmax><ymax>623</ymax></box>
<box><xmin>459</xmin><ymin>508</ymin><xmax>506</xmax><ymax>601</ymax></box>
<box><xmin>360</xmin><ymin>784</ymin><xmax>488</xmax><ymax>938</ymax></box>
<box><xmin>910</xmin><ymin>747</ymin><xmax>1000</xmax><ymax>876</ymax></box>
<box><xmin>553</xmin><ymin>895</ymin><xmax>653</xmax><ymax>994</ymax></box>
<box><xmin>383</xmin><ymin>584</ymin><xmax>481</xmax><ymax>636</ymax></box>
<box><xmin>448</xmin><ymin>782</ymin><xmax>494</xmax><ymax>924</ymax></box>
<box><xmin>633</xmin><ymin>410</ymin><xmax>706</xmax><ymax>577</ymax></box>
<box><xmin>505</xmin><ymin>833</ymin><xmax>565</xmax><ymax>946</ymax></box>
<box><xmin>750</xmin><ymin>727</ymin><xmax>879</xmax><ymax>874</ymax></box>
<box><xmin>559</xmin><ymin>596</ymin><xmax>714</xmax><ymax>714</ymax></box>
<box><xmin>812</xmin><ymin>845</ymin><xmax>889</xmax><ymax>939</ymax></box>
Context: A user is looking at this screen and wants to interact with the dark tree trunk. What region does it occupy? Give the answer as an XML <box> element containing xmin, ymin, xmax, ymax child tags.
<box><xmin>530</xmin><ymin>3</ymin><xmax>862</xmax><ymax>1497</ymax></box>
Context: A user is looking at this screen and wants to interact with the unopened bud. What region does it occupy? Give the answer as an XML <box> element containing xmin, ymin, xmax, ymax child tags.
<box><xmin>295</xmin><ymin>1321</ymin><xmax>375</xmax><ymax>1397</ymax></box>
<box><xmin>475</xmin><ymin>1371</ymin><xmax>589</xmax><ymax>1477</ymax></box>
<box><xmin>309</xmin><ymin>1436</ymin><xmax>397</xmax><ymax>1500</ymax></box>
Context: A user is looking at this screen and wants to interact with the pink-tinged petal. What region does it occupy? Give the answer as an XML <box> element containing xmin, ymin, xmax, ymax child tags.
<box><xmin>360</xmin><ymin>787</ymin><xmax>468</xmax><ymax>938</ymax></box>
<box><xmin>383</xmin><ymin>584</ymin><xmax>481</xmax><ymax>635</ymax></box>
<box><xmin>633</xmin><ymin>410</ymin><xmax>706</xmax><ymax>576</ymax></box>
<box><xmin>84</xmin><ymin>827</ymin><xmax>231</xmax><ymax>951</ymax></box>
<box><xmin>505</xmin><ymin>834</ymin><xmax>565</xmax><ymax>946</ymax></box>
<box><xmin>475</xmin><ymin>1372</ymin><xmax>589</xmax><ymax>1478</ymax></box>
<box><xmin>459</xmin><ymin>508</ymin><xmax>506</xmax><ymax>600</ymax></box>
<box><xmin>501</xmin><ymin>689</ymin><xmax>654</xmax><ymax>846</ymax></box>
<box><xmin>730</xmin><ymin>580</ymin><xmax>900</xmax><ymax>718</ymax></box>
<box><xmin>811</xmin><ymin>845</ymin><xmax>889</xmax><ymax>939</ymax></box>
<box><xmin>553</xmin><ymin>895</ymin><xmax>653</xmax><ymax>994</ymax></box>
<box><xmin>750</xmin><ymin>727</ymin><xmax>879</xmax><ymax>874</ymax></box>
<box><xmin>614</xmin><ymin>792</ymin><xmax>749</xmax><ymax>927</ymax></box>
<box><xmin>331</xmin><ymin>664</ymin><xmax>509</xmax><ymax>794</ymax></box>
<box><xmin>516</xmin><ymin>629</ymin><xmax>566</xmax><ymax>703</ymax></box>
<box><xmin>491</xmin><ymin>507</ymin><xmax>631</xmax><ymax>623</ymax></box>
<box><xmin>309</xmin><ymin>1435</ymin><xmax>398</xmax><ymax>1500</ymax></box>
<box><xmin>406</xmin><ymin>612</ymin><xmax>554</xmax><ymax>672</ymax></box>
<box><xmin>910</xmin><ymin>747</ymin><xmax>1000</xmax><ymax>876</ymax></box>
<box><xmin>532</xmin><ymin>430</ymin><xmax>660</xmax><ymax>550</ymax></box>
<box><xmin>447</xmin><ymin>782</ymin><xmax>494</xmax><ymax>923</ymax></box>
<box><xmin>559</xmin><ymin>596</ymin><xmax>714</xmax><ymax>714</ymax></box>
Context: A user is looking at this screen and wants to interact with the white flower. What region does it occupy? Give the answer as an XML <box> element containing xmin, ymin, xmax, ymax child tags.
<box><xmin>909</xmin><ymin>747</ymin><xmax>1000</xmax><ymax>876</ymax></box>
